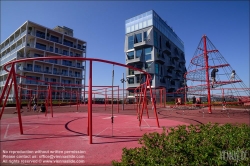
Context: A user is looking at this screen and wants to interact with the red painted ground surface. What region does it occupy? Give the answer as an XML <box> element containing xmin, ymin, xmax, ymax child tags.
<box><xmin>0</xmin><ymin>104</ymin><xmax>249</xmax><ymax>166</ymax></box>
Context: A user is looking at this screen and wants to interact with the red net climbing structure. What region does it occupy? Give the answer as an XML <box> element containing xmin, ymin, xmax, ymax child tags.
<box><xmin>177</xmin><ymin>35</ymin><xmax>250</xmax><ymax>113</ymax></box>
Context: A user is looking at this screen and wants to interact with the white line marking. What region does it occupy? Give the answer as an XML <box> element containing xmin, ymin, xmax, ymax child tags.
<box><xmin>102</xmin><ymin>116</ymin><xmax>117</xmax><ymax>119</ymax></box>
<box><xmin>6</xmin><ymin>126</ymin><xmax>39</xmax><ymax>138</ymax></box>
<box><xmin>94</xmin><ymin>127</ymin><xmax>109</xmax><ymax>138</ymax></box>
<box><xmin>143</xmin><ymin>119</ymin><xmax>150</xmax><ymax>127</ymax></box>
<box><xmin>4</xmin><ymin>124</ymin><xmax>10</xmax><ymax>138</ymax></box>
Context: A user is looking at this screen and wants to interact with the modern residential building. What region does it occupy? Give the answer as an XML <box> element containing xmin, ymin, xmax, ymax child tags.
<box><xmin>0</xmin><ymin>20</ymin><xmax>86</xmax><ymax>101</ymax></box>
<box><xmin>124</xmin><ymin>10</ymin><xmax>186</xmax><ymax>99</ymax></box>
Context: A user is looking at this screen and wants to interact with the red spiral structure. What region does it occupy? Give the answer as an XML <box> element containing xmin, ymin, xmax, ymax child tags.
<box><xmin>179</xmin><ymin>35</ymin><xmax>250</xmax><ymax>113</ymax></box>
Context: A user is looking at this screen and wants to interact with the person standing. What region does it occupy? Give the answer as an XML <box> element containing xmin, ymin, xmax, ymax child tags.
<box><xmin>211</xmin><ymin>68</ymin><xmax>219</xmax><ymax>88</ymax></box>
<box><xmin>230</xmin><ymin>70</ymin><xmax>236</xmax><ymax>81</ymax></box>
<box><xmin>222</xmin><ymin>98</ymin><xmax>226</xmax><ymax>110</ymax></box>
<box><xmin>192</xmin><ymin>96</ymin><xmax>196</xmax><ymax>105</ymax></box>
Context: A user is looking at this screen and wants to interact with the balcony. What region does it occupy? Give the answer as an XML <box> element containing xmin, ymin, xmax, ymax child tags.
<box><xmin>163</xmin><ymin>47</ymin><xmax>171</xmax><ymax>55</ymax></box>
<box><xmin>23</xmin><ymin>67</ymin><xmax>33</xmax><ymax>72</ymax></box>
<box><xmin>155</xmin><ymin>54</ymin><xmax>165</xmax><ymax>64</ymax></box>
<box><xmin>164</xmin><ymin>71</ymin><xmax>173</xmax><ymax>78</ymax></box>
<box><xmin>173</xmin><ymin>74</ymin><xmax>181</xmax><ymax>80</ymax></box>
<box><xmin>126</xmin><ymin>56</ymin><xmax>143</xmax><ymax>64</ymax></box>
<box><xmin>43</xmin><ymin>70</ymin><xmax>52</xmax><ymax>74</ymax></box>
<box><xmin>165</xmin><ymin>61</ymin><xmax>175</xmax><ymax>68</ymax></box>
<box><xmin>133</xmin><ymin>40</ymin><xmax>151</xmax><ymax>49</ymax></box>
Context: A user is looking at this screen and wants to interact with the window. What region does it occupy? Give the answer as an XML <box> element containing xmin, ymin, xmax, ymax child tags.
<box><xmin>62</xmin><ymin>69</ymin><xmax>68</xmax><ymax>76</ymax></box>
<box><xmin>34</xmin><ymin>53</ymin><xmax>43</xmax><ymax>57</ymax></box>
<box><xmin>128</xmin><ymin>35</ymin><xmax>134</xmax><ymax>49</ymax></box>
<box><xmin>53</xmin><ymin>68</ymin><xmax>57</xmax><ymax>74</ymax></box>
<box><xmin>36</xmin><ymin>30</ymin><xmax>45</xmax><ymax>39</ymax></box>
<box><xmin>144</xmin><ymin>47</ymin><xmax>152</xmax><ymax>61</ymax></box>
<box><xmin>27</xmin><ymin>64</ymin><xmax>33</xmax><ymax>70</ymax></box>
<box><xmin>128</xmin><ymin>68</ymin><xmax>134</xmax><ymax>75</ymax></box>
<box><xmin>62</xmin><ymin>60</ymin><xmax>72</xmax><ymax>66</ymax></box>
<box><xmin>63</xmin><ymin>50</ymin><xmax>68</xmax><ymax>56</ymax></box>
<box><xmin>136</xmin><ymin>75</ymin><xmax>143</xmax><ymax>83</ymax></box>
<box><xmin>143</xmin><ymin>31</ymin><xmax>147</xmax><ymax>41</ymax></box>
<box><xmin>134</xmin><ymin>33</ymin><xmax>142</xmax><ymax>44</ymax></box>
<box><xmin>36</xmin><ymin>43</ymin><xmax>46</xmax><ymax>50</ymax></box>
<box><xmin>159</xmin><ymin>35</ymin><xmax>162</xmax><ymax>49</ymax></box>
<box><xmin>63</xmin><ymin>39</ymin><xmax>73</xmax><ymax>47</ymax></box>
<box><xmin>51</xmin><ymin>78</ymin><xmax>56</xmax><ymax>82</ymax></box>
<box><xmin>155</xmin><ymin>63</ymin><xmax>159</xmax><ymax>74</ymax></box>
<box><xmin>135</xmin><ymin>49</ymin><xmax>142</xmax><ymax>58</ymax></box>
<box><xmin>49</xmin><ymin>59</ymin><xmax>57</xmax><ymax>64</ymax></box>
<box><xmin>50</xmin><ymin>35</ymin><xmax>59</xmax><ymax>43</ymax></box>
<box><xmin>127</xmin><ymin>51</ymin><xmax>134</xmax><ymax>60</ymax></box>
<box><xmin>55</xmin><ymin>48</ymin><xmax>58</xmax><ymax>53</ymax></box>
<box><xmin>128</xmin><ymin>77</ymin><xmax>134</xmax><ymax>84</ymax></box>
<box><xmin>50</xmin><ymin>46</ymin><xmax>53</xmax><ymax>52</ymax></box>
<box><xmin>34</xmin><ymin>65</ymin><xmax>41</xmax><ymax>72</ymax></box>
<box><xmin>145</xmin><ymin>62</ymin><xmax>152</xmax><ymax>69</ymax></box>
<box><xmin>45</xmin><ymin>67</ymin><xmax>49</xmax><ymax>72</ymax></box>
<box><xmin>154</xmin><ymin>31</ymin><xmax>158</xmax><ymax>48</ymax></box>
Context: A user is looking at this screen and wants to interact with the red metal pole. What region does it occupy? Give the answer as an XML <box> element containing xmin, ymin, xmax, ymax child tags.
<box><xmin>164</xmin><ymin>88</ymin><xmax>166</xmax><ymax>108</ymax></box>
<box><xmin>88</xmin><ymin>60</ymin><xmax>93</xmax><ymax>144</ymax></box>
<box><xmin>77</xmin><ymin>91</ymin><xmax>79</xmax><ymax>111</ymax></box>
<box><xmin>118</xmin><ymin>86</ymin><xmax>119</xmax><ymax>113</ymax></box>
<box><xmin>49</xmin><ymin>84</ymin><xmax>53</xmax><ymax>117</ymax></box>
<box><xmin>11</xmin><ymin>64</ymin><xmax>24</xmax><ymax>134</ymax></box>
<box><xmin>45</xmin><ymin>87</ymin><xmax>49</xmax><ymax>117</ymax></box>
<box><xmin>160</xmin><ymin>89</ymin><xmax>162</xmax><ymax>107</ymax></box>
<box><xmin>203</xmin><ymin>35</ymin><xmax>212</xmax><ymax>113</ymax></box>
<box><xmin>105</xmin><ymin>88</ymin><xmax>107</xmax><ymax>111</ymax></box>
<box><xmin>0</xmin><ymin>79</ymin><xmax>14</xmax><ymax>119</ymax></box>
<box><xmin>0</xmin><ymin>67</ymin><xmax>13</xmax><ymax>103</ymax></box>
<box><xmin>139</xmin><ymin>85</ymin><xmax>147</xmax><ymax>126</ymax></box>
<box><xmin>29</xmin><ymin>88</ymin><xmax>32</xmax><ymax>112</ymax></box>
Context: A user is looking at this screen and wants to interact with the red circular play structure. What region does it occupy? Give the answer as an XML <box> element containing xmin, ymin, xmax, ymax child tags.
<box><xmin>176</xmin><ymin>35</ymin><xmax>250</xmax><ymax>113</ymax></box>
<box><xmin>0</xmin><ymin>57</ymin><xmax>160</xmax><ymax>144</ymax></box>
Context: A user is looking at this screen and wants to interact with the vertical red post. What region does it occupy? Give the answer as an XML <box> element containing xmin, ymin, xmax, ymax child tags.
<box><xmin>49</xmin><ymin>84</ymin><xmax>53</xmax><ymax>117</ymax></box>
<box><xmin>118</xmin><ymin>86</ymin><xmax>119</xmax><ymax>113</ymax></box>
<box><xmin>77</xmin><ymin>91</ymin><xmax>79</xmax><ymax>111</ymax></box>
<box><xmin>105</xmin><ymin>88</ymin><xmax>107</xmax><ymax>111</ymax></box>
<box><xmin>203</xmin><ymin>35</ymin><xmax>212</xmax><ymax>113</ymax></box>
<box><xmin>160</xmin><ymin>89</ymin><xmax>162</xmax><ymax>107</ymax></box>
<box><xmin>0</xmin><ymin>79</ymin><xmax>14</xmax><ymax>119</ymax></box>
<box><xmin>88</xmin><ymin>60</ymin><xmax>93</xmax><ymax>144</ymax></box>
<box><xmin>11</xmin><ymin>64</ymin><xmax>24</xmax><ymax>134</ymax></box>
<box><xmin>19</xmin><ymin>83</ymin><xmax>22</xmax><ymax>109</ymax></box>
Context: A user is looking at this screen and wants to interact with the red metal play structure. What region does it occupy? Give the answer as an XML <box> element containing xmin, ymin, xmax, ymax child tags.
<box><xmin>175</xmin><ymin>35</ymin><xmax>250</xmax><ymax>113</ymax></box>
<box><xmin>0</xmin><ymin>57</ymin><xmax>159</xmax><ymax>144</ymax></box>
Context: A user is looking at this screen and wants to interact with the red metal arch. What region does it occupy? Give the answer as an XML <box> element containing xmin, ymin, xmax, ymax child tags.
<box><xmin>0</xmin><ymin>56</ymin><xmax>159</xmax><ymax>144</ymax></box>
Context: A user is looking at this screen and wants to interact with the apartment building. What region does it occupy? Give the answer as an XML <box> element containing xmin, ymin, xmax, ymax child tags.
<box><xmin>0</xmin><ymin>20</ymin><xmax>86</xmax><ymax>101</ymax></box>
<box><xmin>124</xmin><ymin>10</ymin><xmax>186</xmax><ymax>98</ymax></box>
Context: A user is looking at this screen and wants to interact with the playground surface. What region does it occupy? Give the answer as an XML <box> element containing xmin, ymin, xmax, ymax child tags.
<box><xmin>1</xmin><ymin>104</ymin><xmax>249</xmax><ymax>166</ymax></box>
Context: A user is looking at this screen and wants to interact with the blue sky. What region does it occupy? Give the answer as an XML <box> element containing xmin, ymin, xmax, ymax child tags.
<box><xmin>1</xmin><ymin>1</ymin><xmax>249</xmax><ymax>94</ymax></box>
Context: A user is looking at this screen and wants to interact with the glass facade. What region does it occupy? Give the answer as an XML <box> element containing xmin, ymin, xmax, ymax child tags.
<box><xmin>127</xmin><ymin>51</ymin><xmax>134</xmax><ymax>60</ymax></box>
<box><xmin>128</xmin><ymin>35</ymin><xmax>134</xmax><ymax>50</ymax></box>
<box><xmin>135</xmin><ymin>49</ymin><xmax>142</xmax><ymax>58</ymax></box>
<box><xmin>144</xmin><ymin>47</ymin><xmax>152</xmax><ymax>61</ymax></box>
<box><xmin>125</xmin><ymin>10</ymin><xmax>184</xmax><ymax>52</ymax></box>
<box><xmin>125</xmin><ymin>10</ymin><xmax>153</xmax><ymax>34</ymax></box>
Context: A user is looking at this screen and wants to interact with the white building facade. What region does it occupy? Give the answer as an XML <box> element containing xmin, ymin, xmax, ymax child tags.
<box><xmin>0</xmin><ymin>20</ymin><xmax>86</xmax><ymax>101</ymax></box>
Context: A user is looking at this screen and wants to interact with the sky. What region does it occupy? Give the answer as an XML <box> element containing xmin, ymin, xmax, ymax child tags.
<box><xmin>1</xmin><ymin>1</ymin><xmax>249</xmax><ymax>95</ymax></box>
